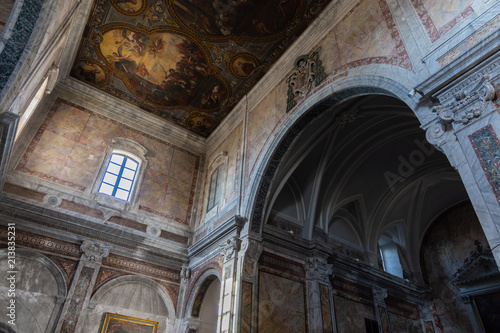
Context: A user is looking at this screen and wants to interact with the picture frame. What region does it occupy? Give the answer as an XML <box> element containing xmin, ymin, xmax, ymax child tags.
<box><xmin>100</xmin><ymin>313</ymin><xmax>159</xmax><ymax>333</ymax></box>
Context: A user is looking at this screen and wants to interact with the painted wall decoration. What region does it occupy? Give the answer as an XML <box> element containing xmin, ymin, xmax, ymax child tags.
<box><xmin>16</xmin><ymin>99</ymin><xmax>200</xmax><ymax>225</ymax></box>
<box><xmin>469</xmin><ymin>125</ymin><xmax>500</xmax><ymax>205</ymax></box>
<box><xmin>71</xmin><ymin>0</ymin><xmax>331</xmax><ymax>137</ymax></box>
<box><xmin>258</xmin><ymin>270</ymin><xmax>307</xmax><ymax>333</ymax></box>
<box><xmin>286</xmin><ymin>47</ymin><xmax>326</xmax><ymax>112</ymax></box>
<box><xmin>410</xmin><ymin>0</ymin><xmax>474</xmax><ymax>42</ymax></box>
<box><xmin>100</xmin><ymin>313</ymin><xmax>159</xmax><ymax>333</ymax></box>
<box><xmin>421</xmin><ymin>202</ymin><xmax>488</xmax><ymax>333</ymax></box>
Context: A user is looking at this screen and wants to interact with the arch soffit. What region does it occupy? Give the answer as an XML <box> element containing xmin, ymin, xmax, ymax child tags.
<box><xmin>89</xmin><ymin>275</ymin><xmax>176</xmax><ymax>320</ymax></box>
<box><xmin>0</xmin><ymin>248</ymin><xmax>66</xmax><ymax>297</ymax></box>
<box><xmin>246</xmin><ymin>75</ymin><xmax>422</xmax><ymax>237</ymax></box>
<box><xmin>185</xmin><ymin>268</ymin><xmax>222</xmax><ymax>318</ymax></box>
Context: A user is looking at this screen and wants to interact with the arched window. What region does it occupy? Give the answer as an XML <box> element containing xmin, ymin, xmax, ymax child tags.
<box><xmin>98</xmin><ymin>154</ymin><xmax>139</xmax><ymax>201</ymax></box>
<box><xmin>207</xmin><ymin>163</ymin><xmax>225</xmax><ymax>212</ymax></box>
<box><xmin>378</xmin><ymin>225</ymin><xmax>406</xmax><ymax>278</ymax></box>
<box><xmin>91</xmin><ymin>138</ymin><xmax>147</xmax><ymax>210</ymax></box>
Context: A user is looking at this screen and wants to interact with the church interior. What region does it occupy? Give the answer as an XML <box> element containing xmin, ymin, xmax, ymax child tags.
<box><xmin>0</xmin><ymin>0</ymin><xmax>500</xmax><ymax>332</ymax></box>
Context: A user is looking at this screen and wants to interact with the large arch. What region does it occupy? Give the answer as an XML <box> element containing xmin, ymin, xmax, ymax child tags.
<box><xmin>245</xmin><ymin>75</ymin><xmax>428</xmax><ymax>238</ymax></box>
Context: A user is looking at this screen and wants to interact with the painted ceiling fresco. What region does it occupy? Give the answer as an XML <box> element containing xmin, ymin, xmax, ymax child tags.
<box><xmin>71</xmin><ymin>0</ymin><xmax>331</xmax><ymax>137</ymax></box>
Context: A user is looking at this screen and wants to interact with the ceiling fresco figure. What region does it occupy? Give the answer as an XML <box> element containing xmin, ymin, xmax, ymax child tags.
<box><xmin>99</xmin><ymin>28</ymin><xmax>226</xmax><ymax>110</ymax></box>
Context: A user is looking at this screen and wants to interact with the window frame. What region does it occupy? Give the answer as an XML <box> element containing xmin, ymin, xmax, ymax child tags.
<box><xmin>90</xmin><ymin>137</ymin><xmax>147</xmax><ymax>210</ymax></box>
<box><xmin>204</xmin><ymin>151</ymin><xmax>228</xmax><ymax>220</ymax></box>
<box><xmin>98</xmin><ymin>153</ymin><xmax>139</xmax><ymax>201</ymax></box>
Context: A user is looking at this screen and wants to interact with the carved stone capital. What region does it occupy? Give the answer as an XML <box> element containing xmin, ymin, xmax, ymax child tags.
<box><xmin>372</xmin><ymin>286</ymin><xmax>388</xmax><ymax>305</ymax></box>
<box><xmin>80</xmin><ymin>240</ymin><xmax>110</xmax><ymax>262</ymax></box>
<box><xmin>180</xmin><ymin>265</ymin><xmax>191</xmax><ymax>284</ymax></box>
<box><xmin>305</xmin><ymin>258</ymin><xmax>333</xmax><ymax>282</ymax></box>
<box><xmin>241</xmin><ymin>238</ymin><xmax>263</xmax><ymax>278</ymax></box>
<box><xmin>432</xmin><ymin>75</ymin><xmax>495</xmax><ymax>126</ymax></box>
<box><xmin>220</xmin><ymin>236</ymin><xmax>241</xmax><ymax>262</ymax></box>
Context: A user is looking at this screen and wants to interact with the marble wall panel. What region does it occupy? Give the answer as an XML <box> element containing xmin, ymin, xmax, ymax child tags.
<box><xmin>258</xmin><ymin>270</ymin><xmax>306</xmax><ymax>333</ymax></box>
<box><xmin>388</xmin><ymin>312</ymin><xmax>422</xmax><ymax>333</ymax></box>
<box><xmin>16</xmin><ymin>99</ymin><xmax>200</xmax><ymax>225</ymax></box>
<box><xmin>333</xmin><ymin>295</ymin><xmax>376</xmax><ymax>333</ymax></box>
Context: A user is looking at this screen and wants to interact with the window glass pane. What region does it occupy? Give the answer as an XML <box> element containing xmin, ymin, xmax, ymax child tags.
<box><xmin>110</xmin><ymin>154</ymin><xmax>124</xmax><ymax>164</ymax></box>
<box><xmin>106</xmin><ymin>162</ymin><xmax>121</xmax><ymax>175</ymax></box>
<box><xmin>103</xmin><ymin>172</ymin><xmax>118</xmax><ymax>185</ymax></box>
<box><xmin>115</xmin><ymin>189</ymin><xmax>130</xmax><ymax>200</ymax></box>
<box><xmin>125</xmin><ymin>159</ymin><xmax>138</xmax><ymax>170</ymax></box>
<box><xmin>122</xmin><ymin>168</ymin><xmax>136</xmax><ymax>180</ymax></box>
<box><xmin>118</xmin><ymin>178</ymin><xmax>132</xmax><ymax>191</ymax></box>
<box><xmin>99</xmin><ymin>183</ymin><xmax>114</xmax><ymax>195</ymax></box>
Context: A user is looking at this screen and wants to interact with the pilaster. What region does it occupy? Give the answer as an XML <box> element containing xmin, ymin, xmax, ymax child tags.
<box><xmin>424</xmin><ymin>61</ymin><xmax>500</xmax><ymax>266</ymax></box>
<box><xmin>55</xmin><ymin>240</ymin><xmax>110</xmax><ymax>333</ymax></box>
<box><xmin>305</xmin><ymin>255</ymin><xmax>335</xmax><ymax>333</ymax></box>
<box><xmin>372</xmin><ymin>286</ymin><xmax>390</xmax><ymax>333</ymax></box>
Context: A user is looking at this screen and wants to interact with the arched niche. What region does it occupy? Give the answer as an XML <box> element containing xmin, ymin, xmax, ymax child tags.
<box><xmin>185</xmin><ymin>269</ymin><xmax>222</xmax><ymax>333</ymax></box>
<box><xmin>80</xmin><ymin>275</ymin><xmax>176</xmax><ymax>333</ymax></box>
<box><xmin>0</xmin><ymin>248</ymin><xmax>66</xmax><ymax>333</ymax></box>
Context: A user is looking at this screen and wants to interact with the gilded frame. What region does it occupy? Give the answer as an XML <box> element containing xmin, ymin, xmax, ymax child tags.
<box><xmin>100</xmin><ymin>313</ymin><xmax>159</xmax><ymax>333</ymax></box>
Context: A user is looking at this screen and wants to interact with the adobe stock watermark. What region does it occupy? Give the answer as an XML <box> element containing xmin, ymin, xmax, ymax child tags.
<box><xmin>384</xmin><ymin>138</ymin><xmax>436</xmax><ymax>191</ymax></box>
<box><xmin>6</xmin><ymin>223</ymin><xmax>16</xmax><ymax>326</ymax></box>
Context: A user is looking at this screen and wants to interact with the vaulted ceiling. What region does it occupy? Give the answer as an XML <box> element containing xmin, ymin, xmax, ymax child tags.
<box><xmin>267</xmin><ymin>95</ymin><xmax>468</xmax><ymax>272</ymax></box>
<box><xmin>71</xmin><ymin>0</ymin><xmax>331</xmax><ymax>137</ymax></box>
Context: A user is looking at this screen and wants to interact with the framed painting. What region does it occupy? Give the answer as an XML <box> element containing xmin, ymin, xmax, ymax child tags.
<box><xmin>100</xmin><ymin>313</ymin><xmax>159</xmax><ymax>333</ymax></box>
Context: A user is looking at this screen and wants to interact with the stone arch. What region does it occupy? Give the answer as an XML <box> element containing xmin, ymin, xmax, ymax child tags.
<box><xmin>245</xmin><ymin>75</ymin><xmax>422</xmax><ymax>238</ymax></box>
<box><xmin>0</xmin><ymin>248</ymin><xmax>67</xmax><ymax>333</ymax></box>
<box><xmin>0</xmin><ymin>248</ymin><xmax>67</xmax><ymax>297</ymax></box>
<box><xmin>89</xmin><ymin>275</ymin><xmax>176</xmax><ymax>320</ymax></box>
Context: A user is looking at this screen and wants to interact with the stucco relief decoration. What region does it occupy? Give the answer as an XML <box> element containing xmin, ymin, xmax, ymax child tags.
<box><xmin>432</xmin><ymin>75</ymin><xmax>496</xmax><ymax>125</ymax></box>
<box><xmin>286</xmin><ymin>47</ymin><xmax>326</xmax><ymax>112</ymax></box>
<box><xmin>305</xmin><ymin>258</ymin><xmax>333</xmax><ymax>282</ymax></box>
<box><xmin>220</xmin><ymin>236</ymin><xmax>241</xmax><ymax>262</ymax></box>
<box><xmin>372</xmin><ymin>286</ymin><xmax>388</xmax><ymax>305</ymax></box>
<box><xmin>80</xmin><ymin>240</ymin><xmax>111</xmax><ymax>261</ymax></box>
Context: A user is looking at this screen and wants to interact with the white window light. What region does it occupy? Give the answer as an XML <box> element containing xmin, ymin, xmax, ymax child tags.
<box><xmin>98</xmin><ymin>153</ymin><xmax>138</xmax><ymax>201</ymax></box>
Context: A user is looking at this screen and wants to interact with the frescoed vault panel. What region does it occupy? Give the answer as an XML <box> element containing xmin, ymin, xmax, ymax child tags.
<box><xmin>71</xmin><ymin>0</ymin><xmax>331</xmax><ymax>137</ymax></box>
